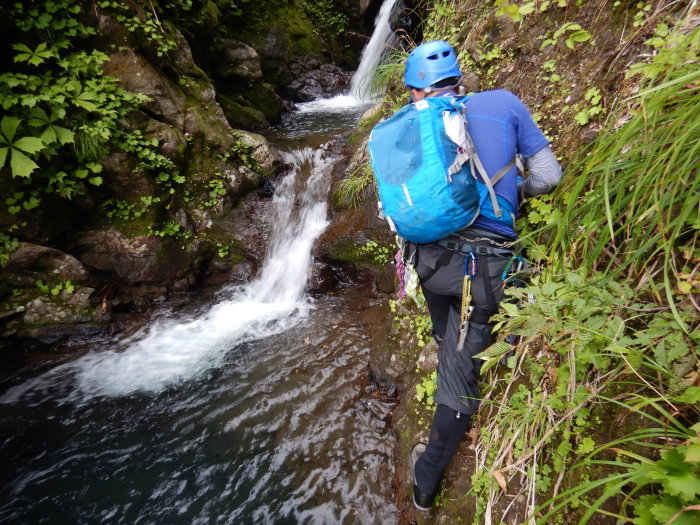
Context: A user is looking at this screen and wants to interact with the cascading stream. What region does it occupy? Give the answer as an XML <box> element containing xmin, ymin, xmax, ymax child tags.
<box><xmin>349</xmin><ymin>0</ymin><xmax>399</xmax><ymax>102</ymax></box>
<box><xmin>1</xmin><ymin>146</ymin><xmax>336</xmax><ymax>402</ymax></box>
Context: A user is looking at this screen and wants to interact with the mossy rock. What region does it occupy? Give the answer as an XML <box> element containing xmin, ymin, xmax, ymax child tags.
<box><xmin>238</xmin><ymin>83</ymin><xmax>283</xmax><ymax>124</ymax></box>
<box><xmin>217</xmin><ymin>93</ymin><xmax>268</xmax><ymax>130</ymax></box>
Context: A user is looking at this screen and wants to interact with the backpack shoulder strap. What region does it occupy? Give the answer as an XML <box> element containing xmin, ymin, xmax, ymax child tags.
<box><xmin>463</xmin><ymin>130</ymin><xmax>503</xmax><ymax>218</ymax></box>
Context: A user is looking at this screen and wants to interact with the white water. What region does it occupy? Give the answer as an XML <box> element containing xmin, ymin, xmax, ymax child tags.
<box><xmin>293</xmin><ymin>0</ymin><xmax>398</xmax><ymax>110</ymax></box>
<box><xmin>348</xmin><ymin>0</ymin><xmax>399</xmax><ymax>102</ymax></box>
<box><xmin>1</xmin><ymin>146</ymin><xmax>338</xmax><ymax>402</ymax></box>
<box><xmin>1</xmin><ymin>1</ymin><xmax>401</xmax><ymax>403</ymax></box>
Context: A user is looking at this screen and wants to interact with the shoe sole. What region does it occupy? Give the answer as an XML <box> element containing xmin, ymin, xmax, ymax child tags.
<box><xmin>410</xmin><ymin>443</ymin><xmax>432</xmax><ymax>511</ymax></box>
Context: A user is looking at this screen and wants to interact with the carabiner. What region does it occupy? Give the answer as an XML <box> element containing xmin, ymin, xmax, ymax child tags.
<box><xmin>464</xmin><ymin>250</ymin><xmax>477</xmax><ymax>280</ymax></box>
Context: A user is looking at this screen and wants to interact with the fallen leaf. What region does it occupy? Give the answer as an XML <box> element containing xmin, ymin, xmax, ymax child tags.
<box><xmin>491</xmin><ymin>470</ymin><xmax>507</xmax><ymax>491</ymax></box>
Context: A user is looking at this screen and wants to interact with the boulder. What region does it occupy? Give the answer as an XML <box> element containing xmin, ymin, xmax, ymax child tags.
<box><xmin>218</xmin><ymin>93</ymin><xmax>269</xmax><ymax>130</ymax></box>
<box><xmin>307</xmin><ymin>262</ymin><xmax>335</xmax><ymax>294</ymax></box>
<box><xmin>0</xmin><ymin>243</ymin><xmax>109</xmax><ymax>343</ymax></box>
<box><xmin>6</xmin><ymin>243</ymin><xmax>89</xmax><ymax>285</ymax></box>
<box><xmin>259</xmin><ymin>26</ymin><xmax>291</xmax><ymax>88</ymax></box>
<box><xmin>235</xmin><ymin>131</ymin><xmax>282</xmax><ymax>174</ymax></box>
<box><xmin>215</xmin><ymin>39</ymin><xmax>264</xmax><ymax>83</ymax></box>
<box><xmin>99</xmin><ymin>150</ymin><xmax>155</xmax><ymax>200</ymax></box>
<box><xmin>284</xmin><ymin>63</ymin><xmax>352</xmax><ymax>102</ymax></box>
<box><xmin>73</xmin><ymin>228</ymin><xmax>192</xmax><ymax>284</ymax></box>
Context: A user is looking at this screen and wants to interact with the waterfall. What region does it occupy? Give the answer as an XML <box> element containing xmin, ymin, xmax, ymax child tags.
<box><xmin>1</xmin><ymin>146</ymin><xmax>338</xmax><ymax>402</ymax></box>
<box><xmin>349</xmin><ymin>0</ymin><xmax>399</xmax><ymax>103</ymax></box>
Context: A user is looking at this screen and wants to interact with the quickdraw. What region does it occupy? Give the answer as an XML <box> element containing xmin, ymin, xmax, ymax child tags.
<box><xmin>456</xmin><ymin>251</ymin><xmax>477</xmax><ymax>352</ymax></box>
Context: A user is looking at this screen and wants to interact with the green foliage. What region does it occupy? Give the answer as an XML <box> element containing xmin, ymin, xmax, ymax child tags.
<box><xmin>0</xmin><ymin>232</ymin><xmax>20</xmax><ymax>267</ymax></box>
<box><xmin>628</xmin><ymin>21</ymin><xmax>700</xmax><ymax>79</ymax></box>
<box><xmin>540</xmin><ymin>22</ymin><xmax>592</xmax><ymax>50</ymax></box>
<box><xmin>36</xmin><ymin>279</ymin><xmax>75</xmax><ymax>296</ymax></box>
<box><xmin>302</xmin><ymin>0</ymin><xmax>348</xmax><ymax>40</ymax></box>
<box><xmin>494</xmin><ymin>0</ymin><xmax>536</xmax><ymax>23</ymax></box>
<box><xmin>469</xmin><ymin>21</ymin><xmax>700</xmax><ymax>525</ymax></box>
<box><xmin>574</xmin><ymin>87</ymin><xmax>603</xmax><ymax>125</ymax></box>
<box><xmin>415</xmin><ymin>370</ymin><xmax>437</xmax><ymax>407</ymax></box>
<box><xmin>202</xmin><ymin>177</ymin><xmax>227</xmax><ymax>208</ymax></box>
<box><xmin>393</xmin><ymin>307</ymin><xmax>433</xmax><ymax>348</ymax></box>
<box><xmin>333</xmin><ymin>161</ymin><xmax>374</xmax><ymax>208</ymax></box>
<box><xmin>229</xmin><ymin>132</ymin><xmax>263</xmax><ymax>174</ymax></box>
<box><xmin>358</xmin><ymin>240</ymin><xmax>391</xmax><ymax>266</ymax></box>
<box><xmin>0</xmin><ymin>0</ymin><xmax>161</xmax><ymax>221</ymax></box>
<box><xmin>97</xmin><ymin>1</ymin><xmax>177</xmax><ymax>57</ymax></box>
<box><xmin>149</xmin><ymin>220</ymin><xmax>191</xmax><ymax>240</ymax></box>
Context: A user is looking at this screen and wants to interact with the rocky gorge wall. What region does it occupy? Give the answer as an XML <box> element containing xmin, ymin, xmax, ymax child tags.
<box><xmin>0</xmin><ymin>0</ymin><xmax>395</xmax><ymax>348</ymax></box>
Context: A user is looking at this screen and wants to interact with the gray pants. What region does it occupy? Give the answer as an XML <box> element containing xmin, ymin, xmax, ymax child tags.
<box><xmin>416</xmin><ymin>243</ymin><xmax>510</xmax><ymax>415</ymax></box>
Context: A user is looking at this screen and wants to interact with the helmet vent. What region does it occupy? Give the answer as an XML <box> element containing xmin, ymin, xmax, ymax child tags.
<box><xmin>428</xmin><ymin>54</ymin><xmax>438</xmax><ymax>60</ymax></box>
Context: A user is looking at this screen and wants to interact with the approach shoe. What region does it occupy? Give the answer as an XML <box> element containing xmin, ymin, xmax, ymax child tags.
<box><xmin>410</xmin><ymin>442</ymin><xmax>435</xmax><ymax>511</ymax></box>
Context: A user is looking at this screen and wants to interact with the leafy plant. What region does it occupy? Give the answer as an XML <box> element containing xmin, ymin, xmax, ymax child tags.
<box><xmin>540</xmin><ymin>22</ymin><xmax>592</xmax><ymax>50</ymax></box>
<box><xmin>0</xmin><ymin>116</ymin><xmax>45</xmax><ymax>178</ymax></box>
<box><xmin>574</xmin><ymin>87</ymin><xmax>603</xmax><ymax>125</ymax></box>
<box><xmin>416</xmin><ymin>370</ymin><xmax>437</xmax><ymax>407</ymax></box>
<box><xmin>494</xmin><ymin>0</ymin><xmax>536</xmax><ymax>23</ymax></box>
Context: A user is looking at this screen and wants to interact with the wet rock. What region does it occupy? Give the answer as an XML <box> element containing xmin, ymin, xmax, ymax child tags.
<box><xmin>215</xmin><ymin>39</ymin><xmax>264</xmax><ymax>82</ymax></box>
<box><xmin>3</xmin><ymin>287</ymin><xmax>109</xmax><ymax>343</ymax></box>
<box><xmin>284</xmin><ymin>63</ymin><xmax>352</xmax><ymax>102</ymax></box>
<box><xmin>417</xmin><ymin>339</ymin><xmax>439</xmax><ymax>374</ymax></box>
<box><xmin>73</xmin><ymin>228</ymin><xmax>192</xmax><ymax>284</ymax></box>
<box><xmin>259</xmin><ymin>179</ymin><xmax>275</xmax><ymax>198</ymax></box>
<box><xmin>143</xmin><ymin>116</ymin><xmax>188</xmax><ymax>164</ymax></box>
<box><xmin>104</xmin><ymin>47</ymin><xmax>187</xmax><ymax>130</ymax></box>
<box><xmin>307</xmin><ymin>262</ymin><xmax>335</xmax><ymax>294</ymax></box>
<box><xmin>100</xmin><ymin>151</ymin><xmax>155</xmax><ymax>200</ymax></box>
<box><xmin>218</xmin><ymin>93</ymin><xmax>268</xmax><ymax>130</ymax></box>
<box><xmin>235</xmin><ymin>131</ymin><xmax>282</xmax><ymax>174</ymax></box>
<box><xmin>6</xmin><ymin>243</ymin><xmax>88</xmax><ymax>284</ymax></box>
<box><xmin>259</xmin><ymin>26</ymin><xmax>291</xmax><ymax>88</ymax></box>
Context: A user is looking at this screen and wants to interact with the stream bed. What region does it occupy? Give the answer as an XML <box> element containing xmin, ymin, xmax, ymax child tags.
<box><xmin>0</xmin><ymin>99</ymin><xmax>400</xmax><ymax>524</ymax></box>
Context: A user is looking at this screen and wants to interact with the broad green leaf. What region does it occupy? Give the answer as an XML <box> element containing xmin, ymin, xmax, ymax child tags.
<box><xmin>658</xmin><ymin>449</ymin><xmax>700</xmax><ymax>499</ymax></box>
<box><xmin>14</xmin><ymin>136</ymin><xmax>44</xmax><ymax>154</ymax></box>
<box><xmin>10</xmin><ymin>149</ymin><xmax>39</xmax><ymax>177</ymax></box>
<box><xmin>11</xmin><ymin>43</ymin><xmax>32</xmax><ymax>54</ymax></box>
<box><xmin>519</xmin><ymin>3</ymin><xmax>535</xmax><ymax>15</ymax></box>
<box><xmin>571</xmin><ymin>31</ymin><xmax>592</xmax><ymax>43</ymax></box>
<box><xmin>41</xmin><ymin>127</ymin><xmax>58</xmax><ymax>145</ymax></box>
<box><xmin>674</xmin><ymin>386</ymin><xmax>700</xmax><ymax>405</ymax></box>
<box><xmin>0</xmin><ymin>147</ymin><xmax>7</xmax><ymax>168</ymax></box>
<box><xmin>1</xmin><ymin>116</ymin><xmax>21</xmax><ymax>142</ymax></box>
<box><xmin>54</xmin><ymin>126</ymin><xmax>74</xmax><ymax>144</ymax></box>
<box><xmin>577</xmin><ymin>437</ymin><xmax>596</xmax><ymax>454</ymax></box>
<box><xmin>685</xmin><ymin>443</ymin><xmax>700</xmax><ymax>463</ymax></box>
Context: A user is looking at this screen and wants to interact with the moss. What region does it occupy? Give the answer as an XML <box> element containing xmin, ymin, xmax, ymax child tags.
<box><xmin>239</xmin><ymin>83</ymin><xmax>283</xmax><ymax>123</ymax></box>
<box><xmin>326</xmin><ymin>237</ymin><xmax>389</xmax><ymax>271</ymax></box>
<box><xmin>217</xmin><ymin>93</ymin><xmax>268</xmax><ymax>130</ymax></box>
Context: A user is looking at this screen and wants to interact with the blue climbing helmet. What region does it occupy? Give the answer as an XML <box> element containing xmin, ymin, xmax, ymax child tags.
<box><xmin>404</xmin><ymin>40</ymin><xmax>461</xmax><ymax>89</ymax></box>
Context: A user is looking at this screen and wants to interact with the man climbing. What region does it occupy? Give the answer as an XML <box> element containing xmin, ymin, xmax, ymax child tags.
<box><xmin>392</xmin><ymin>40</ymin><xmax>562</xmax><ymax>511</ymax></box>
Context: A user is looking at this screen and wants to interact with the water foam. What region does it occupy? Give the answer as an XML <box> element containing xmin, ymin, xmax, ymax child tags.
<box><xmin>1</xmin><ymin>146</ymin><xmax>337</xmax><ymax>402</ymax></box>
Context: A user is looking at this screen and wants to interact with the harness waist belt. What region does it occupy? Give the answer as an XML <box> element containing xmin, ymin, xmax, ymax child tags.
<box><xmin>436</xmin><ymin>240</ymin><xmax>513</xmax><ymax>258</ymax></box>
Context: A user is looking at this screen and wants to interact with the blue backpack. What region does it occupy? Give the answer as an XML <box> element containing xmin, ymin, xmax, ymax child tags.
<box><xmin>367</xmin><ymin>96</ymin><xmax>519</xmax><ymax>243</ymax></box>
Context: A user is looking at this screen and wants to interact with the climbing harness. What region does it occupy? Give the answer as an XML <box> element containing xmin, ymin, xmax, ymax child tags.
<box><xmin>456</xmin><ymin>251</ymin><xmax>476</xmax><ymax>352</ymax></box>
